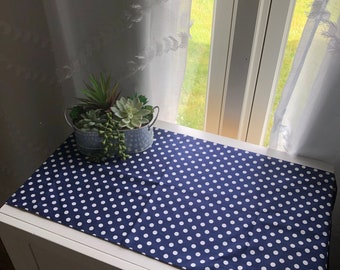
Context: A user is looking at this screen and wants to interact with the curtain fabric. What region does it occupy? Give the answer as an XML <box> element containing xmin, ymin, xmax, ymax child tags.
<box><xmin>0</xmin><ymin>0</ymin><xmax>191</xmax><ymax>203</ymax></box>
<box><xmin>43</xmin><ymin>0</ymin><xmax>191</xmax><ymax>123</ymax></box>
<box><xmin>269</xmin><ymin>0</ymin><xmax>340</xmax><ymax>173</ymax></box>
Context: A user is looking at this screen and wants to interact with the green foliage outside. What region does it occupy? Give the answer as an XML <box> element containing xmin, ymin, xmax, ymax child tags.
<box><xmin>177</xmin><ymin>0</ymin><xmax>213</xmax><ymax>130</ymax></box>
<box><xmin>177</xmin><ymin>0</ymin><xmax>313</xmax><ymax>145</ymax></box>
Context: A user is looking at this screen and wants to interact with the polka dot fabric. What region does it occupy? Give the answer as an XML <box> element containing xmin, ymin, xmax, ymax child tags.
<box><xmin>7</xmin><ymin>128</ymin><xmax>336</xmax><ymax>270</ymax></box>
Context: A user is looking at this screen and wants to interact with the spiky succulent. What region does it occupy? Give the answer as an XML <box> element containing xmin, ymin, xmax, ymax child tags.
<box><xmin>77</xmin><ymin>73</ymin><xmax>119</xmax><ymax>110</ymax></box>
<box><xmin>111</xmin><ymin>96</ymin><xmax>154</xmax><ymax>129</ymax></box>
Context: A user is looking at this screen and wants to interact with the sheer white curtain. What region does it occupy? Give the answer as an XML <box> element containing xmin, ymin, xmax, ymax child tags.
<box><xmin>270</xmin><ymin>0</ymin><xmax>340</xmax><ymax>175</ymax></box>
<box><xmin>43</xmin><ymin>0</ymin><xmax>191</xmax><ymax>123</ymax></box>
<box><xmin>0</xmin><ymin>0</ymin><xmax>191</xmax><ymax>203</ymax></box>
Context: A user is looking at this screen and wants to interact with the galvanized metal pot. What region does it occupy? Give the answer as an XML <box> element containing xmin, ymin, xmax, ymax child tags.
<box><xmin>121</xmin><ymin>106</ymin><xmax>159</xmax><ymax>153</ymax></box>
<box><xmin>64</xmin><ymin>106</ymin><xmax>159</xmax><ymax>157</ymax></box>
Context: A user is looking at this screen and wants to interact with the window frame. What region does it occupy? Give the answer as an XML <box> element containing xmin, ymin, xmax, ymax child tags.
<box><xmin>205</xmin><ymin>0</ymin><xmax>296</xmax><ymax>145</ymax></box>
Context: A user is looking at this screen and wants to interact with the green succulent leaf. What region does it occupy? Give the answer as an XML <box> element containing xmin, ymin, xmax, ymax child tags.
<box><xmin>73</xmin><ymin>108</ymin><xmax>109</xmax><ymax>131</ymax></box>
<box><xmin>110</xmin><ymin>95</ymin><xmax>154</xmax><ymax>129</ymax></box>
<box><xmin>137</xmin><ymin>95</ymin><xmax>148</xmax><ymax>105</ymax></box>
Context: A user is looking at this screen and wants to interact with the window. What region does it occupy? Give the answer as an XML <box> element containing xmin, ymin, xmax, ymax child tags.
<box><xmin>206</xmin><ymin>0</ymin><xmax>295</xmax><ymax>145</ymax></box>
<box><xmin>179</xmin><ymin>0</ymin><xmax>301</xmax><ymax>147</ymax></box>
<box><xmin>177</xmin><ymin>0</ymin><xmax>214</xmax><ymax>130</ymax></box>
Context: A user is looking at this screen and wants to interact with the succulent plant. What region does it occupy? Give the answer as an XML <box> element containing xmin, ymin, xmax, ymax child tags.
<box><xmin>99</xmin><ymin>113</ymin><xmax>127</xmax><ymax>160</ymax></box>
<box><xmin>71</xmin><ymin>108</ymin><xmax>128</xmax><ymax>161</ymax></box>
<box><xmin>110</xmin><ymin>95</ymin><xmax>154</xmax><ymax>129</ymax></box>
<box><xmin>74</xmin><ymin>109</ymin><xmax>108</xmax><ymax>131</ymax></box>
<box><xmin>67</xmin><ymin>74</ymin><xmax>156</xmax><ymax>162</ymax></box>
<box><xmin>77</xmin><ymin>73</ymin><xmax>119</xmax><ymax>110</ymax></box>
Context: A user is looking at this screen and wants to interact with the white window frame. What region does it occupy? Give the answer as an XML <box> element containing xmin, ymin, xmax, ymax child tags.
<box><xmin>204</xmin><ymin>0</ymin><xmax>235</xmax><ymax>135</ymax></box>
<box><xmin>205</xmin><ymin>0</ymin><xmax>296</xmax><ymax>145</ymax></box>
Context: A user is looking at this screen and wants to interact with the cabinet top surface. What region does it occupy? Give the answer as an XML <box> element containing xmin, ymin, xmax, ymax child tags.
<box><xmin>2</xmin><ymin>121</ymin><xmax>336</xmax><ymax>270</ymax></box>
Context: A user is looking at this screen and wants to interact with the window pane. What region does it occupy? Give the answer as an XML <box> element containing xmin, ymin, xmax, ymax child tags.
<box><xmin>176</xmin><ymin>0</ymin><xmax>214</xmax><ymax>130</ymax></box>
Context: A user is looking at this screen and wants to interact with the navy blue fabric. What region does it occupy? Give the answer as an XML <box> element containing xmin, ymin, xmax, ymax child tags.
<box><xmin>7</xmin><ymin>128</ymin><xmax>337</xmax><ymax>269</ymax></box>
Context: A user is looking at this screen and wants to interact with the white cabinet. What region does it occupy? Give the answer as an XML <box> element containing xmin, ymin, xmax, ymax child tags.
<box><xmin>0</xmin><ymin>121</ymin><xmax>334</xmax><ymax>270</ymax></box>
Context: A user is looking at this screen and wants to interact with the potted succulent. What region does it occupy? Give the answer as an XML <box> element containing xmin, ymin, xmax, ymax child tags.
<box><xmin>111</xmin><ymin>95</ymin><xmax>158</xmax><ymax>154</ymax></box>
<box><xmin>65</xmin><ymin>73</ymin><xmax>158</xmax><ymax>161</ymax></box>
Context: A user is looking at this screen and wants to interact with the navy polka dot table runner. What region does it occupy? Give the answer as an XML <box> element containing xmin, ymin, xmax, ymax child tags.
<box><xmin>7</xmin><ymin>128</ymin><xmax>337</xmax><ymax>270</ymax></box>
